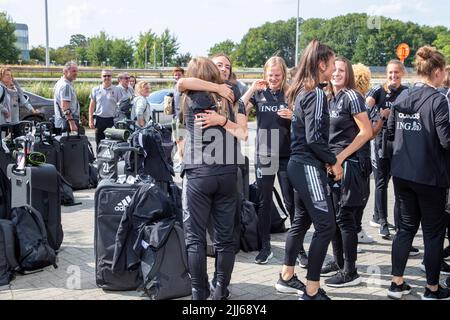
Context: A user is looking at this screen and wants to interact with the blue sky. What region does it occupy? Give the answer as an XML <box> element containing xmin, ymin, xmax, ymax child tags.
<box><xmin>1</xmin><ymin>0</ymin><xmax>449</xmax><ymax>56</ymax></box>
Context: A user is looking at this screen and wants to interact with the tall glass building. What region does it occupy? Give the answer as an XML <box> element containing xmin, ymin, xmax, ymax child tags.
<box><xmin>14</xmin><ymin>23</ymin><xmax>30</xmax><ymax>61</ymax></box>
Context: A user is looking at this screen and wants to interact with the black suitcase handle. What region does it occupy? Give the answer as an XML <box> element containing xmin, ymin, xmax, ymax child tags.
<box><xmin>113</xmin><ymin>146</ymin><xmax>139</xmax><ymax>176</ymax></box>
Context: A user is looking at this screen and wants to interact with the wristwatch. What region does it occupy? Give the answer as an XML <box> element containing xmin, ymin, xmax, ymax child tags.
<box><xmin>63</xmin><ymin>109</ymin><xmax>71</xmax><ymax>116</ymax></box>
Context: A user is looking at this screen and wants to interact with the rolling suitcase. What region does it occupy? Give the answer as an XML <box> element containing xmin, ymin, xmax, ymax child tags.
<box><xmin>32</xmin><ymin>122</ymin><xmax>62</xmax><ymax>173</ymax></box>
<box><xmin>94</xmin><ymin>147</ymin><xmax>140</xmax><ymax>290</ymax></box>
<box><xmin>7</xmin><ymin>163</ymin><xmax>63</xmax><ymax>251</ymax></box>
<box><xmin>56</xmin><ymin>130</ymin><xmax>90</xmax><ymax>190</ymax></box>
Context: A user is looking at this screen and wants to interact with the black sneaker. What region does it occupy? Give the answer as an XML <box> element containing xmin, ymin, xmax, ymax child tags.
<box><xmin>209</xmin><ymin>279</ymin><xmax>231</xmax><ymax>299</ymax></box>
<box><xmin>300</xmin><ymin>288</ymin><xmax>331</xmax><ymax>300</ymax></box>
<box><xmin>378</xmin><ymin>223</ymin><xmax>391</xmax><ymax>239</ymax></box>
<box><xmin>320</xmin><ymin>261</ymin><xmax>340</xmax><ymax>277</ymax></box>
<box><xmin>409</xmin><ymin>246</ymin><xmax>420</xmax><ymax>256</ymax></box>
<box><xmin>296</xmin><ymin>250</ymin><xmax>308</xmax><ymax>268</ymax></box>
<box><xmin>325</xmin><ymin>270</ymin><xmax>362</xmax><ymax>288</ymax></box>
<box><xmin>275</xmin><ymin>273</ymin><xmax>305</xmax><ymax>295</ymax></box>
<box><xmin>255</xmin><ymin>245</ymin><xmax>273</xmax><ymax>264</ymax></box>
<box><xmin>420</xmin><ymin>261</ymin><xmax>450</xmax><ymax>275</ymax></box>
<box><xmin>422</xmin><ymin>285</ymin><xmax>450</xmax><ymax>300</ymax></box>
<box><xmin>387</xmin><ymin>282</ymin><xmax>412</xmax><ymax>300</ymax></box>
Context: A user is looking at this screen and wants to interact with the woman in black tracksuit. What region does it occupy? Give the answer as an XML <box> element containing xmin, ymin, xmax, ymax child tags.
<box><xmin>241</xmin><ymin>56</ymin><xmax>295</xmax><ymax>265</ymax></box>
<box><xmin>439</xmin><ymin>67</ymin><xmax>450</xmax><ymax>263</ymax></box>
<box><xmin>322</xmin><ymin>57</ymin><xmax>372</xmax><ymax>287</ymax></box>
<box><xmin>366</xmin><ymin>60</ymin><xmax>409</xmax><ymax>239</ymax></box>
<box><xmin>180</xmin><ymin>57</ymin><xmax>248</xmax><ymax>300</ymax></box>
<box><xmin>275</xmin><ymin>40</ymin><xmax>342</xmax><ymax>300</ymax></box>
<box><xmin>386</xmin><ymin>46</ymin><xmax>450</xmax><ymax>300</ymax></box>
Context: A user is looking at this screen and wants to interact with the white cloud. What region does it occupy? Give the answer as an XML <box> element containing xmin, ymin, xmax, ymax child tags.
<box><xmin>61</xmin><ymin>3</ymin><xmax>88</xmax><ymax>30</ymax></box>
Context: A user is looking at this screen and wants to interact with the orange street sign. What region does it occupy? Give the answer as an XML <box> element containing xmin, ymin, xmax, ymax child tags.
<box><xmin>396</xmin><ymin>43</ymin><xmax>410</xmax><ymax>62</ymax></box>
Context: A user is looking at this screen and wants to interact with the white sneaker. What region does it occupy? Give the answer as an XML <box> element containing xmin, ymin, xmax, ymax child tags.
<box><xmin>357</xmin><ymin>246</ymin><xmax>363</xmax><ymax>253</ymax></box>
<box><xmin>369</xmin><ymin>220</ymin><xmax>380</xmax><ymax>228</ymax></box>
<box><xmin>358</xmin><ymin>229</ymin><xmax>374</xmax><ymax>244</ymax></box>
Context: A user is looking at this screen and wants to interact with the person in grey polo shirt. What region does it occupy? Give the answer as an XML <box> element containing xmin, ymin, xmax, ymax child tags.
<box><xmin>88</xmin><ymin>70</ymin><xmax>119</xmax><ymax>146</ymax></box>
<box><xmin>53</xmin><ymin>61</ymin><xmax>80</xmax><ymax>134</ymax></box>
<box><xmin>115</xmin><ymin>72</ymin><xmax>134</xmax><ymax>120</ymax></box>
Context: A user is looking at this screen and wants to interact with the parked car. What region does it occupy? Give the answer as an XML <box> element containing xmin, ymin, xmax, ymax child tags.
<box><xmin>147</xmin><ymin>88</ymin><xmax>174</xmax><ymax>125</ymax></box>
<box><xmin>19</xmin><ymin>91</ymin><xmax>54</xmax><ymax>122</ymax></box>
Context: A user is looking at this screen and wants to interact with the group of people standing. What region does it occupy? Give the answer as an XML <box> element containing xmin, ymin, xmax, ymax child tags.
<box><xmin>1</xmin><ymin>38</ymin><xmax>449</xmax><ymax>301</ymax></box>
<box><xmin>174</xmin><ymin>40</ymin><xmax>449</xmax><ymax>301</ymax></box>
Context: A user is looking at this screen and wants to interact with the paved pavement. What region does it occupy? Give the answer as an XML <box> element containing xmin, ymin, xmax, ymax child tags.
<box><xmin>0</xmin><ymin>124</ymin><xmax>446</xmax><ymax>301</ymax></box>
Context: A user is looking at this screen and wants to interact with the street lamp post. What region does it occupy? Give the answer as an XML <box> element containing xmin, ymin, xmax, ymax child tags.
<box><xmin>144</xmin><ymin>43</ymin><xmax>148</xmax><ymax>69</ymax></box>
<box><xmin>295</xmin><ymin>0</ymin><xmax>300</xmax><ymax>66</ymax></box>
<box><xmin>45</xmin><ymin>0</ymin><xmax>50</xmax><ymax>67</ymax></box>
<box><xmin>126</xmin><ymin>61</ymin><xmax>129</xmax><ymax>69</ymax></box>
<box><xmin>106</xmin><ymin>58</ymin><xmax>110</xmax><ymax>67</ymax></box>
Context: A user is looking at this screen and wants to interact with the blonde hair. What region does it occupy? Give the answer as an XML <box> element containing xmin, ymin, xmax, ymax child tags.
<box><xmin>352</xmin><ymin>63</ymin><xmax>372</xmax><ymax>95</ymax></box>
<box><xmin>182</xmin><ymin>57</ymin><xmax>232</xmax><ymax>118</ymax></box>
<box><xmin>0</xmin><ymin>67</ymin><xmax>12</xmax><ymax>82</ymax></box>
<box><xmin>414</xmin><ymin>46</ymin><xmax>446</xmax><ymax>79</ymax></box>
<box><xmin>264</xmin><ymin>56</ymin><xmax>289</xmax><ymax>93</ymax></box>
<box><xmin>443</xmin><ymin>66</ymin><xmax>450</xmax><ymax>88</ymax></box>
<box><xmin>134</xmin><ymin>81</ymin><xmax>150</xmax><ymax>96</ymax></box>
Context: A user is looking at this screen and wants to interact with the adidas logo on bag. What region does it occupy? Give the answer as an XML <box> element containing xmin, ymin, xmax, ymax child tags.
<box><xmin>114</xmin><ymin>195</ymin><xmax>132</xmax><ymax>212</ymax></box>
<box><xmin>101</xmin><ymin>148</ymin><xmax>113</xmax><ymax>159</ymax></box>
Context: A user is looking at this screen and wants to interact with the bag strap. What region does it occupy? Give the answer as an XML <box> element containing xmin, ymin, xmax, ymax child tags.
<box><xmin>22</xmin><ymin>205</ymin><xmax>51</xmax><ymax>245</ymax></box>
<box><xmin>272</xmin><ymin>187</ymin><xmax>288</xmax><ymax>219</ymax></box>
<box><xmin>0</xmin><ymin>84</ymin><xmax>6</xmax><ymax>104</ymax></box>
<box><xmin>0</xmin><ymin>221</ymin><xmax>20</xmax><ymax>271</ymax></box>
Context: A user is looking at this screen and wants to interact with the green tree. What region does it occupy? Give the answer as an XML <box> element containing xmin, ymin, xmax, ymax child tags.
<box><xmin>0</xmin><ymin>12</ymin><xmax>20</xmax><ymax>63</ymax></box>
<box><xmin>434</xmin><ymin>33</ymin><xmax>450</xmax><ymax>62</ymax></box>
<box><xmin>208</xmin><ymin>40</ymin><xmax>237</xmax><ymax>58</ymax></box>
<box><xmin>135</xmin><ymin>30</ymin><xmax>158</xmax><ymax>68</ymax></box>
<box><xmin>53</xmin><ymin>46</ymin><xmax>77</xmax><ymax>65</ymax></box>
<box><xmin>234</xmin><ymin>18</ymin><xmax>299</xmax><ymax>67</ymax></box>
<box><xmin>86</xmin><ymin>31</ymin><xmax>112</xmax><ymax>66</ymax></box>
<box><xmin>69</xmin><ymin>34</ymin><xmax>87</xmax><ymax>48</ymax></box>
<box><xmin>110</xmin><ymin>38</ymin><xmax>134</xmax><ymax>68</ymax></box>
<box><xmin>173</xmin><ymin>52</ymin><xmax>192</xmax><ymax>67</ymax></box>
<box><xmin>158</xmin><ymin>29</ymin><xmax>180</xmax><ymax>67</ymax></box>
<box><xmin>29</xmin><ymin>45</ymin><xmax>46</xmax><ymax>63</ymax></box>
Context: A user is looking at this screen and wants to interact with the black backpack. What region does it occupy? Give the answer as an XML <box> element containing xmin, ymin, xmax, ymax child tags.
<box><xmin>137</xmin><ymin>220</ymin><xmax>191</xmax><ymax>300</ymax></box>
<box><xmin>0</xmin><ymin>219</ymin><xmax>19</xmax><ymax>286</ymax></box>
<box><xmin>240</xmin><ymin>198</ymin><xmax>260</xmax><ymax>252</ymax></box>
<box><xmin>11</xmin><ymin>206</ymin><xmax>57</xmax><ymax>271</ymax></box>
<box><xmin>249</xmin><ymin>182</ymin><xmax>289</xmax><ymax>233</ymax></box>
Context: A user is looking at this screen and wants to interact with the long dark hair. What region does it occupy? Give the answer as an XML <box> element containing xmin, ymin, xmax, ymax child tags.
<box><xmin>287</xmin><ymin>39</ymin><xmax>334</xmax><ymax>107</ymax></box>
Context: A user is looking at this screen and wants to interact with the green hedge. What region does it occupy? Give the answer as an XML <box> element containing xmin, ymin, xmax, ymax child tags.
<box><xmin>23</xmin><ymin>82</ymin><xmax>168</xmax><ymax>125</ymax></box>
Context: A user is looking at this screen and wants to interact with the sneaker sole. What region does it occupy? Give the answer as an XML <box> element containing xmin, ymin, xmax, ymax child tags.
<box><xmin>298</xmin><ymin>263</ymin><xmax>308</xmax><ymax>269</ymax></box>
<box><xmin>409</xmin><ymin>251</ymin><xmax>420</xmax><ymax>257</ymax></box>
<box><xmin>421</xmin><ymin>295</ymin><xmax>450</xmax><ymax>301</ymax></box>
<box><xmin>358</xmin><ymin>238</ymin><xmax>375</xmax><ymax>244</ymax></box>
<box><xmin>387</xmin><ymin>289</ymin><xmax>411</xmax><ymax>300</ymax></box>
<box><xmin>275</xmin><ymin>283</ymin><xmax>304</xmax><ymax>295</ymax></box>
<box><xmin>325</xmin><ymin>276</ymin><xmax>362</xmax><ymax>288</ymax></box>
<box><xmin>378</xmin><ymin>232</ymin><xmax>391</xmax><ymax>239</ymax></box>
<box><xmin>254</xmin><ymin>252</ymin><xmax>273</xmax><ymax>265</ymax></box>
<box><xmin>444</xmin><ymin>256</ymin><xmax>450</xmax><ymax>261</ymax></box>
<box><xmin>320</xmin><ymin>271</ymin><xmax>339</xmax><ymax>277</ymax></box>
<box><xmin>369</xmin><ymin>221</ymin><xmax>380</xmax><ymax>228</ymax></box>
